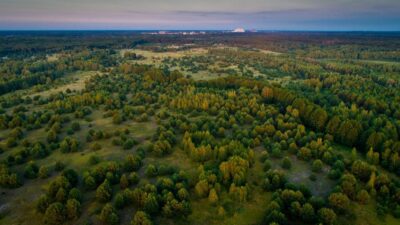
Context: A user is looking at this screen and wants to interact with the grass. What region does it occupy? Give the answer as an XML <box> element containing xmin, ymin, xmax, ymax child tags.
<box><xmin>337</xmin><ymin>200</ymin><xmax>400</xmax><ymax>225</ymax></box>
<box><xmin>269</xmin><ymin>154</ymin><xmax>336</xmax><ymax>197</ymax></box>
<box><xmin>27</xmin><ymin>71</ymin><xmax>99</xmax><ymax>98</ymax></box>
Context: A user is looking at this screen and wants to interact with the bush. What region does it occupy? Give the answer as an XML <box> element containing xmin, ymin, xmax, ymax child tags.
<box><xmin>91</xmin><ymin>142</ymin><xmax>102</xmax><ymax>151</ymax></box>
<box><xmin>71</xmin><ymin>122</ymin><xmax>80</xmax><ymax>131</ymax></box>
<box><xmin>123</xmin><ymin>138</ymin><xmax>137</xmax><ymax>150</ymax></box>
<box><xmin>24</xmin><ymin>162</ymin><xmax>39</xmax><ymax>179</ymax></box>
<box><xmin>88</xmin><ymin>155</ymin><xmax>101</xmax><ymax>165</ymax></box>
<box><xmin>55</xmin><ymin>161</ymin><xmax>65</xmax><ymax>171</ymax></box>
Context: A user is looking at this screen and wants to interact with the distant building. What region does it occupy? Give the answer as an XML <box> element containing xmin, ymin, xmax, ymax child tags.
<box><xmin>232</xmin><ymin>28</ymin><xmax>245</xmax><ymax>33</ymax></box>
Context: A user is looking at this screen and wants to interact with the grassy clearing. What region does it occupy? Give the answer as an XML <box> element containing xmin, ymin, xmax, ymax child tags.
<box><xmin>120</xmin><ymin>48</ymin><xmax>208</xmax><ymax>65</ymax></box>
<box><xmin>270</xmin><ymin>155</ymin><xmax>336</xmax><ymax>197</ymax></box>
<box><xmin>27</xmin><ymin>71</ymin><xmax>99</xmax><ymax>98</ymax></box>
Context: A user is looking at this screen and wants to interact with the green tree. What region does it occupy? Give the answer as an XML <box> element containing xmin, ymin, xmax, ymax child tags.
<box><xmin>356</xmin><ymin>189</ymin><xmax>370</xmax><ymax>205</ymax></box>
<box><xmin>66</xmin><ymin>199</ymin><xmax>81</xmax><ymax>220</ymax></box>
<box><xmin>120</xmin><ymin>174</ymin><xmax>129</xmax><ymax>189</ymax></box>
<box><xmin>96</xmin><ymin>179</ymin><xmax>112</xmax><ymax>202</ymax></box>
<box><xmin>318</xmin><ymin>208</ymin><xmax>336</xmax><ymax>225</ymax></box>
<box><xmin>131</xmin><ymin>211</ymin><xmax>153</xmax><ymax>225</ymax></box>
<box><xmin>44</xmin><ymin>202</ymin><xmax>66</xmax><ymax>225</ymax></box>
<box><xmin>351</xmin><ymin>160</ymin><xmax>372</xmax><ymax>181</ymax></box>
<box><xmin>100</xmin><ymin>203</ymin><xmax>119</xmax><ymax>225</ymax></box>
<box><xmin>312</xmin><ymin>160</ymin><xmax>323</xmax><ymax>173</ymax></box>
<box><xmin>301</xmin><ymin>203</ymin><xmax>315</xmax><ymax>222</ymax></box>
<box><xmin>208</xmin><ymin>188</ymin><xmax>219</xmax><ymax>205</ymax></box>
<box><xmin>38</xmin><ymin>166</ymin><xmax>50</xmax><ymax>179</ymax></box>
<box><xmin>36</xmin><ymin>194</ymin><xmax>50</xmax><ymax>214</ymax></box>
<box><xmin>328</xmin><ymin>193</ymin><xmax>350</xmax><ymax>214</ymax></box>
<box><xmin>143</xmin><ymin>193</ymin><xmax>159</xmax><ymax>215</ymax></box>
<box><xmin>281</xmin><ymin>157</ymin><xmax>292</xmax><ymax>169</ymax></box>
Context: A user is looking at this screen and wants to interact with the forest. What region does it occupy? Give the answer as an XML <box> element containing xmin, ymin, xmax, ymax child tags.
<box><xmin>0</xmin><ymin>31</ymin><xmax>399</xmax><ymax>225</ymax></box>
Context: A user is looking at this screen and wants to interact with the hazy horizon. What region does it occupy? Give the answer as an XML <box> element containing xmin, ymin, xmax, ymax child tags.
<box><xmin>0</xmin><ymin>0</ymin><xmax>399</xmax><ymax>31</ymax></box>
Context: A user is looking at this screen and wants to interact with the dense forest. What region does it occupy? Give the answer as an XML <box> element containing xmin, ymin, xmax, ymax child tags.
<box><xmin>0</xmin><ymin>31</ymin><xmax>399</xmax><ymax>225</ymax></box>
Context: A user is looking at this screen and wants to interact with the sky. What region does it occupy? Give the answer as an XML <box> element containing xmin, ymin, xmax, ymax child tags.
<box><xmin>0</xmin><ymin>0</ymin><xmax>399</xmax><ymax>31</ymax></box>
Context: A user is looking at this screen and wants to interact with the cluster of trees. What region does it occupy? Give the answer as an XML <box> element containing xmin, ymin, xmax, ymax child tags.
<box><xmin>36</xmin><ymin>170</ymin><xmax>81</xmax><ymax>225</ymax></box>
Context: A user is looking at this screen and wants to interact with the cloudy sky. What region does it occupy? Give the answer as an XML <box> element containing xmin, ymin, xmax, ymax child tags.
<box><xmin>0</xmin><ymin>0</ymin><xmax>399</xmax><ymax>30</ymax></box>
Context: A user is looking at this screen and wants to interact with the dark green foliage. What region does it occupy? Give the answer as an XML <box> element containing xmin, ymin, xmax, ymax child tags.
<box><xmin>96</xmin><ymin>179</ymin><xmax>112</xmax><ymax>202</ymax></box>
<box><xmin>100</xmin><ymin>203</ymin><xmax>119</xmax><ymax>225</ymax></box>
<box><xmin>44</xmin><ymin>202</ymin><xmax>66</xmax><ymax>225</ymax></box>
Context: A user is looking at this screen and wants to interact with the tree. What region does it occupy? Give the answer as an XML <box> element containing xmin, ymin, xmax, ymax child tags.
<box><xmin>66</xmin><ymin>199</ymin><xmax>81</xmax><ymax>220</ymax></box>
<box><xmin>96</xmin><ymin>179</ymin><xmax>112</xmax><ymax>202</ymax></box>
<box><xmin>318</xmin><ymin>208</ymin><xmax>336</xmax><ymax>225</ymax></box>
<box><xmin>47</xmin><ymin>130</ymin><xmax>58</xmax><ymax>143</ymax></box>
<box><xmin>281</xmin><ymin>157</ymin><xmax>292</xmax><ymax>169</ymax></box>
<box><xmin>337</xmin><ymin>120</ymin><xmax>361</xmax><ymax>146</ymax></box>
<box><xmin>71</xmin><ymin>122</ymin><xmax>80</xmax><ymax>131</ymax></box>
<box><xmin>262</xmin><ymin>87</ymin><xmax>274</xmax><ymax>101</ymax></box>
<box><xmin>301</xmin><ymin>203</ymin><xmax>315</xmax><ymax>222</ymax></box>
<box><xmin>310</xmin><ymin>108</ymin><xmax>328</xmax><ymax>131</ymax></box>
<box><xmin>91</xmin><ymin>142</ymin><xmax>102</xmax><ymax>151</ymax></box>
<box><xmin>124</xmin><ymin>154</ymin><xmax>142</xmax><ymax>172</ymax></box>
<box><xmin>177</xmin><ymin>188</ymin><xmax>189</xmax><ymax>201</ymax></box>
<box><xmin>326</xmin><ymin>116</ymin><xmax>341</xmax><ymax>135</ymax></box>
<box><xmin>356</xmin><ymin>189</ymin><xmax>370</xmax><ymax>205</ymax></box>
<box><xmin>366</xmin><ymin>148</ymin><xmax>379</xmax><ymax>165</ymax></box>
<box><xmin>312</xmin><ymin>160</ymin><xmax>323</xmax><ymax>173</ymax></box>
<box><xmin>100</xmin><ymin>203</ymin><xmax>119</xmax><ymax>225</ymax></box>
<box><xmin>340</xmin><ymin>174</ymin><xmax>357</xmax><ymax>199</ymax></box>
<box><xmin>219</xmin><ymin>156</ymin><xmax>249</xmax><ymax>185</ymax></box>
<box><xmin>112</xmin><ymin>112</ymin><xmax>123</xmax><ymax>124</ymax></box>
<box><xmin>120</xmin><ymin>174</ymin><xmax>129</xmax><ymax>189</ymax></box>
<box><xmin>131</xmin><ymin>211</ymin><xmax>153</xmax><ymax>225</ymax></box>
<box><xmin>351</xmin><ymin>160</ymin><xmax>372</xmax><ymax>181</ymax></box>
<box><xmin>350</xmin><ymin>148</ymin><xmax>357</xmax><ymax>162</ymax></box>
<box><xmin>24</xmin><ymin>162</ymin><xmax>39</xmax><ymax>179</ymax></box>
<box><xmin>208</xmin><ymin>188</ymin><xmax>219</xmax><ymax>205</ymax></box>
<box><xmin>114</xmin><ymin>193</ymin><xmax>126</xmax><ymax>209</ymax></box>
<box><xmin>44</xmin><ymin>202</ymin><xmax>66</xmax><ymax>225</ymax></box>
<box><xmin>328</xmin><ymin>193</ymin><xmax>350</xmax><ymax>214</ymax></box>
<box><xmin>195</xmin><ymin>179</ymin><xmax>209</xmax><ymax>198</ymax></box>
<box><xmin>68</xmin><ymin>188</ymin><xmax>82</xmax><ymax>202</ymax></box>
<box><xmin>36</xmin><ymin>194</ymin><xmax>50</xmax><ymax>214</ymax></box>
<box><xmin>84</xmin><ymin>175</ymin><xmax>96</xmax><ymax>190</ymax></box>
<box><xmin>143</xmin><ymin>193</ymin><xmax>159</xmax><ymax>215</ymax></box>
<box><xmin>39</xmin><ymin>166</ymin><xmax>50</xmax><ymax>179</ymax></box>
<box><xmin>123</xmin><ymin>138</ymin><xmax>136</xmax><ymax>150</ymax></box>
<box><xmin>145</xmin><ymin>164</ymin><xmax>158</xmax><ymax>177</ymax></box>
<box><xmin>55</xmin><ymin>188</ymin><xmax>67</xmax><ymax>203</ymax></box>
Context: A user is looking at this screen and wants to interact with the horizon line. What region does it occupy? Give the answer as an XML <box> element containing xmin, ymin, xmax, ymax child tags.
<box><xmin>1</xmin><ymin>29</ymin><xmax>400</xmax><ymax>32</ymax></box>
